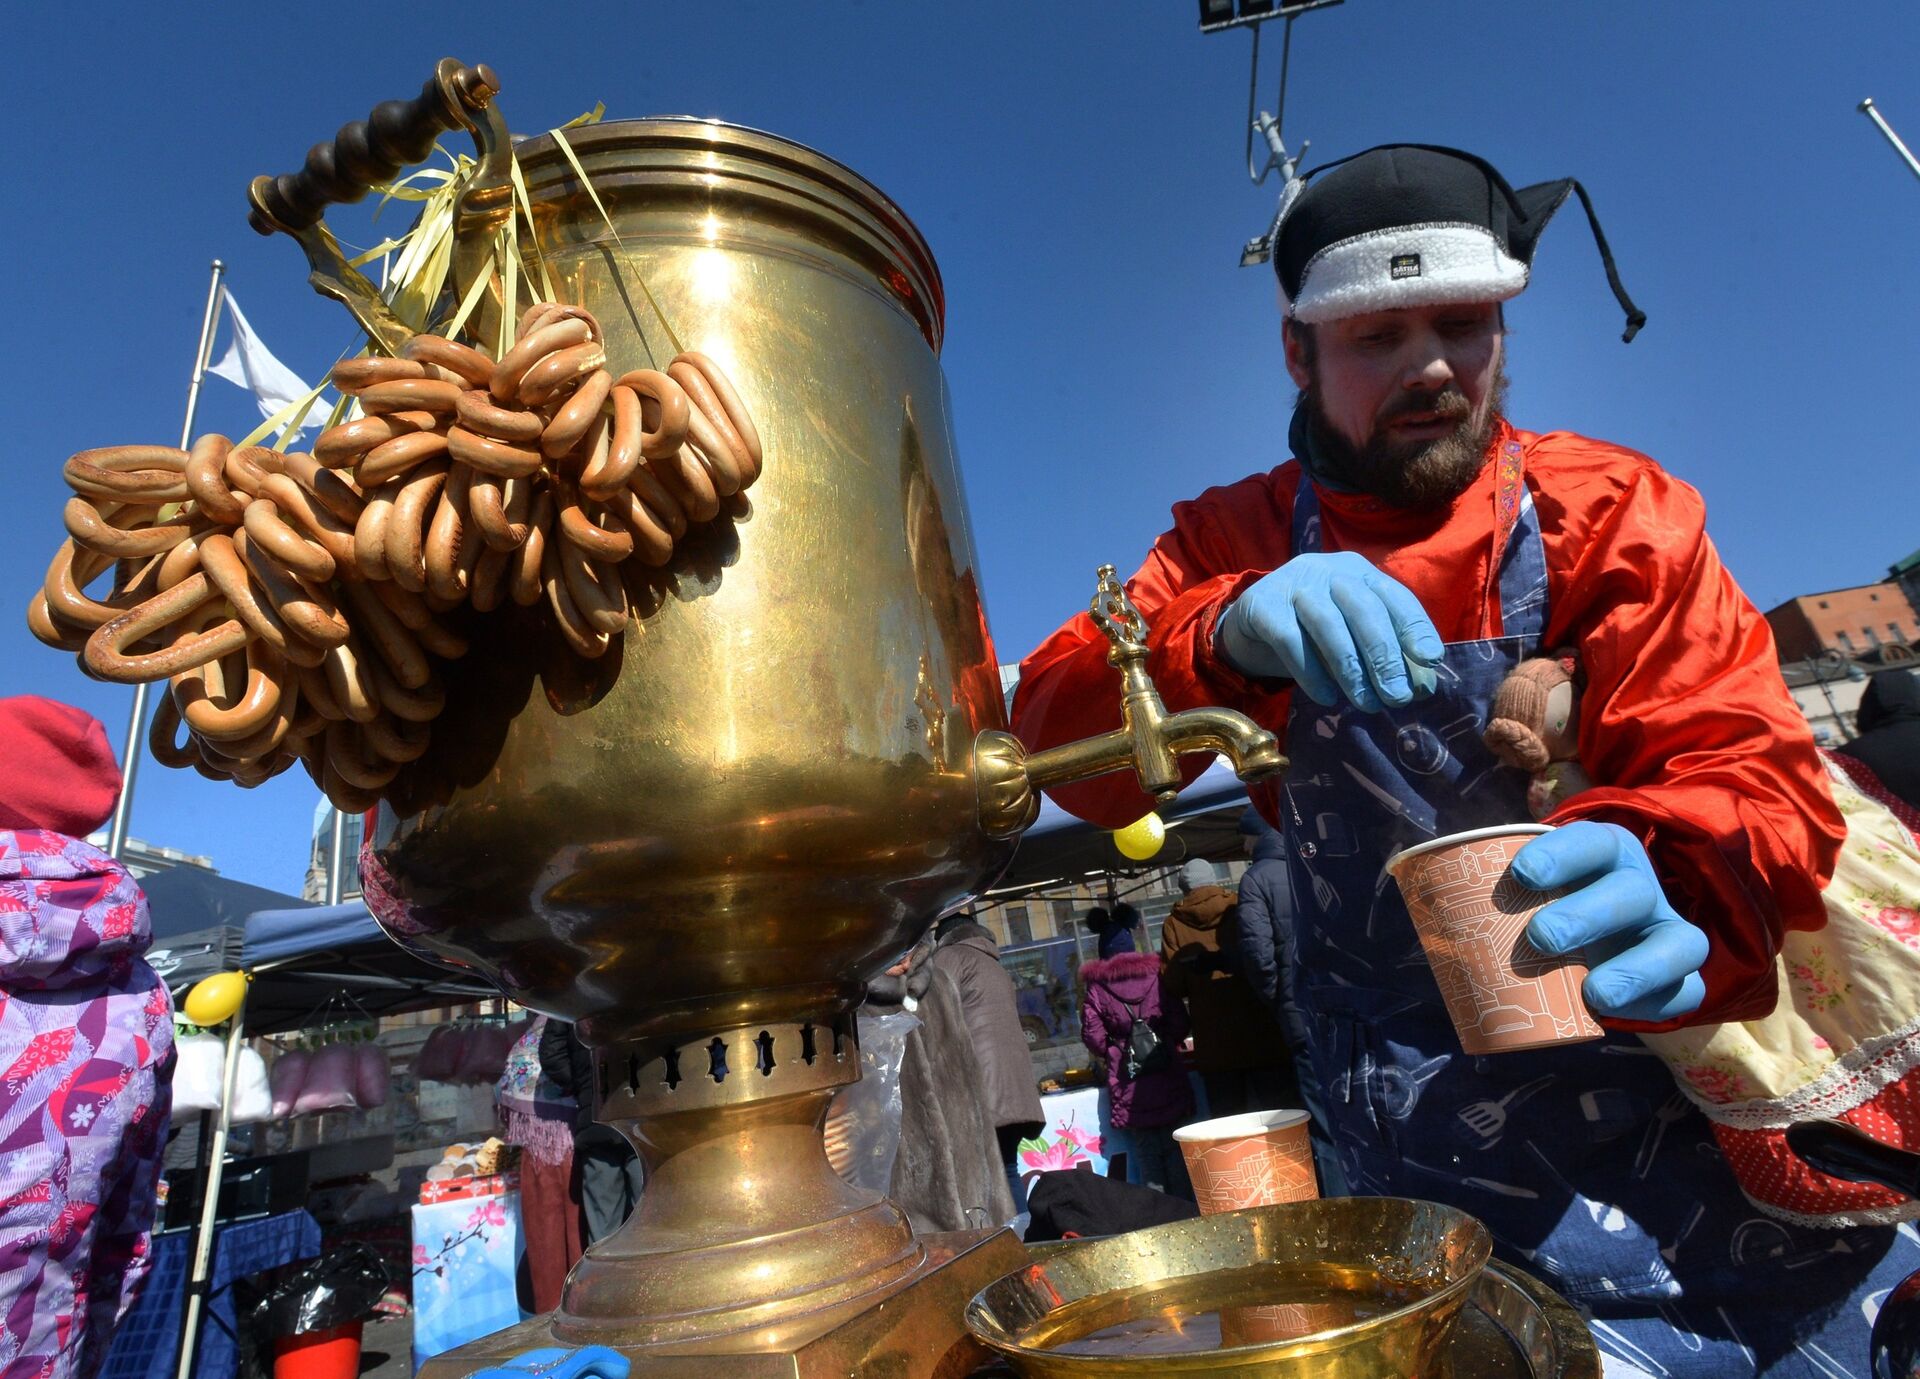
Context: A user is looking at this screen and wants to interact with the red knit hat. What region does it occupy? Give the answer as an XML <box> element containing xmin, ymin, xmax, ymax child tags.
<box><xmin>0</xmin><ymin>696</ymin><xmax>122</xmax><ymax>837</ymax></box>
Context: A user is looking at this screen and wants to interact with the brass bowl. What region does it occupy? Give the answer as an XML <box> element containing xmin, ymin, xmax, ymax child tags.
<box><xmin>965</xmin><ymin>1198</ymin><xmax>1491</xmax><ymax>1378</ymax></box>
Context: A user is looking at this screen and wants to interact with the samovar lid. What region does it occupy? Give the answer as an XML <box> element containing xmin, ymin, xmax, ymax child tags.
<box><xmin>508</xmin><ymin>115</ymin><xmax>947</xmax><ymax>352</ymax></box>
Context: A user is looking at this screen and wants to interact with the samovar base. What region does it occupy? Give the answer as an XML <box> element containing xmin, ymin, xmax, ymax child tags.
<box><xmin>415</xmin><ymin>1228</ymin><xmax>1029</xmax><ymax>1379</ymax></box>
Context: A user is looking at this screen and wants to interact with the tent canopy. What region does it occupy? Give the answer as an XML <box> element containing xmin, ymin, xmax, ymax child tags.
<box><xmin>991</xmin><ymin>758</ymin><xmax>1257</xmax><ymax>895</ymax></box>
<box><xmin>140</xmin><ymin>866</ymin><xmax>313</xmax><ymax>941</ymax></box>
<box><xmin>240</xmin><ymin>902</ymin><xmax>498</xmax><ymax>1034</ymax></box>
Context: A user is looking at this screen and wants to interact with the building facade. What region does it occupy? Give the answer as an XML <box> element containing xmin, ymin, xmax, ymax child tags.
<box><xmin>1764</xmin><ymin>581</ymin><xmax>1920</xmax><ymax>664</ymax></box>
<box><xmin>81</xmin><ymin>833</ymin><xmax>217</xmax><ymax>881</ymax></box>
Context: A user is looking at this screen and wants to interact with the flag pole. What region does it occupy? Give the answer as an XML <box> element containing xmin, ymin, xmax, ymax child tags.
<box><xmin>106</xmin><ymin>260</ymin><xmax>226</xmax><ymax>860</ymax></box>
<box><xmin>1860</xmin><ymin>99</ymin><xmax>1920</xmax><ymax>184</ymax></box>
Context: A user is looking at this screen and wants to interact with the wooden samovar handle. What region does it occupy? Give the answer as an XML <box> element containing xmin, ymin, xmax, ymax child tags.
<box><xmin>247</xmin><ymin>59</ymin><xmax>497</xmax><ymax>236</ymax></box>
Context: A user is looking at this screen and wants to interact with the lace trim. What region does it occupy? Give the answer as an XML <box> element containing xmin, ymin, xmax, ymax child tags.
<box><xmin>1737</xmin><ymin>1184</ymin><xmax>1920</xmax><ymax>1231</ymax></box>
<box><xmin>1677</xmin><ymin>1011</ymin><xmax>1920</xmax><ymax>1130</ymax></box>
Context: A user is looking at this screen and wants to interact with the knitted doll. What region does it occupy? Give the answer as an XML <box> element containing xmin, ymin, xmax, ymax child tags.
<box><xmin>1482</xmin><ymin>650</ymin><xmax>1594</xmax><ymax>820</ymax></box>
<box><xmin>1485</xmin><ymin>655</ymin><xmax>1920</xmax><ymax>1228</ymax></box>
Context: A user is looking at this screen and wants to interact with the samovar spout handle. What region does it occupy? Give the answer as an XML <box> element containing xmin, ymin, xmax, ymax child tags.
<box><xmin>976</xmin><ymin>564</ymin><xmax>1287</xmax><ymax>838</ymax></box>
<box><xmin>245</xmin><ymin>58</ymin><xmax>509</xmax><ymax>356</ymax></box>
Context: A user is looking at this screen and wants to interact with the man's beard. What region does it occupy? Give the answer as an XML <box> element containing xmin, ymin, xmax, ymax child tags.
<box><xmin>1302</xmin><ymin>367</ymin><xmax>1509</xmax><ymax>511</ymax></box>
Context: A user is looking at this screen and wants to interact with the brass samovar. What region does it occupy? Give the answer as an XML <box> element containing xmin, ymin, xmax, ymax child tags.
<box><xmin>250</xmin><ymin>61</ymin><xmax>1285</xmax><ymax>1376</ymax></box>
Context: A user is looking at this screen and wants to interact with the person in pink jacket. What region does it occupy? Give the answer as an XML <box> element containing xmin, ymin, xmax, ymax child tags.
<box><xmin>1079</xmin><ymin>952</ymin><xmax>1192</xmax><ymax>1196</ymax></box>
<box><xmin>0</xmin><ymin>697</ymin><xmax>174</xmax><ymax>1379</ymax></box>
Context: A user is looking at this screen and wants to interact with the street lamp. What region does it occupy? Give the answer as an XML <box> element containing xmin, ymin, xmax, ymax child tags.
<box><xmin>1197</xmin><ymin>0</ymin><xmax>1348</xmax><ymax>266</ymax></box>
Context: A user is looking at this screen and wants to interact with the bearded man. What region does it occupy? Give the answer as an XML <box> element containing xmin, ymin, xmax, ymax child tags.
<box><xmin>1013</xmin><ymin>145</ymin><xmax>1917</xmax><ymax>1376</ymax></box>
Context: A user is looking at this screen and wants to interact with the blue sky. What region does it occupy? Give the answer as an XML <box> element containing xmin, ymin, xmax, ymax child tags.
<box><xmin>6</xmin><ymin>3</ymin><xmax>1916</xmax><ymax>894</ymax></box>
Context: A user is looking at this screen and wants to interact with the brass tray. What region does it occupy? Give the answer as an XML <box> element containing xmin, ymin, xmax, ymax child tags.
<box><xmin>967</xmin><ymin>1198</ymin><xmax>1598</xmax><ymax>1379</ymax></box>
<box><xmin>969</xmin><ymin>1262</ymin><xmax>1593</xmax><ymax>1378</ymax></box>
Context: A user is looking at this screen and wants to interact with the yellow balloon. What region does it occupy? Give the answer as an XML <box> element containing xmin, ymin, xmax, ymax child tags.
<box><xmin>184</xmin><ymin>971</ymin><xmax>250</xmax><ymax>1026</ymax></box>
<box><xmin>1113</xmin><ymin>813</ymin><xmax>1167</xmax><ymax>861</ymax></box>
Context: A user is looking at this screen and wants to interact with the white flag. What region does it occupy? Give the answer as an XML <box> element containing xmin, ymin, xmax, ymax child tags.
<box><xmin>207</xmin><ymin>291</ymin><xmax>329</xmax><ymax>430</ymax></box>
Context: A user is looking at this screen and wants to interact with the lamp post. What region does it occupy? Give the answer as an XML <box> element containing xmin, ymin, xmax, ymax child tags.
<box><xmin>1807</xmin><ymin>652</ymin><xmax>1858</xmax><ymax>743</ymax></box>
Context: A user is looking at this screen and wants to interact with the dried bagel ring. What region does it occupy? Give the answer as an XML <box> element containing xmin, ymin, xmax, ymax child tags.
<box><xmin>64</xmin><ymin>447</ymin><xmax>190</xmax><ymax>504</ymax></box>
<box><xmin>236</xmin><ymin>529</ymin><xmax>351</xmax><ymax>649</ymax></box>
<box><xmin>224</xmin><ymin>445</ymin><xmax>281</xmax><ymax>499</ymax></box>
<box><xmin>315</xmin><ymin>410</ymin><xmax>439</xmax><ymax>468</ymax></box>
<box><xmin>63</xmin><ymin>498</ymin><xmax>192</xmax><ymax>559</ymax></box>
<box><xmin>368</xmin><ymin>580</ymin><xmax>468</xmax><ymax>659</ymax></box>
<box><xmin>356</xmin><ymin>426</ymin><xmax>450</xmax><ymax>487</ymax></box>
<box><xmin>45</xmin><ymin>542</ymin><xmax>134</xmax><ymax>630</ymax></box>
<box><xmin>147</xmin><ymin>692</ymin><xmax>203</xmax><ymax>769</ymax></box>
<box><xmin>425</xmin><ymin>467</ymin><xmax>483</xmax><ymax>603</ymax></box>
<box><xmin>510</xmin><ymin>490</ymin><xmax>554</xmax><ymax>607</ymax></box>
<box><xmin>176</xmin><ymin>643</ymin><xmax>285</xmax><ymax>743</ymax></box>
<box><xmin>384</xmin><ymin>462</ymin><xmax>450</xmax><ymax>594</ymax></box>
<box><xmin>83</xmin><ymin>573</ymin><xmax>247</xmax><ymax>683</ymax></box>
<box><xmin>490</xmin><ymin>316</ymin><xmax>593</xmax><ymax>402</ymax></box>
<box><xmin>540</xmin><ymin>368</ymin><xmax>613</xmax><ymax>459</ymax></box>
<box><xmin>580</xmin><ymin>384</ymin><xmax>645</xmax><ymax>499</ymax></box>
<box><xmin>542</xmin><ymin>536</ymin><xmax>611</xmax><ymax>659</ymax></box>
<box><xmin>339</xmin><ymin>582</ymin><xmax>431</xmax><ymax>691</ymax></box>
<box><xmin>331</xmin><ymin>356</ymin><xmax>428</xmax><ymax>391</ymax></box>
<box><xmin>447</xmin><ymin>426</ymin><xmax>544</xmax><ymax>480</ymax></box>
<box><xmin>467</xmin><ymin>475</ymin><xmax>529</xmax><ymax>551</ymax></box>
<box><xmin>404</xmin><ymin>334</ymin><xmax>496</xmax><ymax>389</ymax></box>
<box><xmin>628</xmin><ymin>461</ymin><xmax>688</xmax><ymax>542</ymax></box>
<box><xmin>185</xmin><ymin>434</ymin><xmax>248</xmax><ymax>523</ymax></box>
<box><xmin>365</xmin><ymin>651</ymin><xmax>446</xmax><ymax>724</ymax></box>
<box><xmin>680</xmin><ymin>392</ymin><xmax>745</xmax><ymax>497</ymax></box>
<box><xmin>361</xmin><ymin>709</ymin><xmax>432</xmax><ymax>765</ymax></box>
<box><xmin>455</xmin><ymin>389</ymin><xmax>545</xmax><ymax>444</ymax></box>
<box><xmin>517</xmin><ymin>341</ymin><xmax>606</xmax><ymax>408</ymax></box>
<box><xmin>555</xmin><ymin>481</ymin><xmax>635</xmax><ymax>563</ymax></box>
<box><xmin>325</xmin><ymin>720</ymin><xmax>399</xmax><ymax>789</ymax></box>
<box><xmin>243</xmin><ymin>497</ymin><xmax>335</xmax><ymax>584</ymax></box>
<box><xmin>27</xmin><ymin>591</ymin><xmax>87</xmax><ymax>652</ymax></box>
<box><xmin>199</xmin><ymin>532</ymin><xmax>325</xmax><ymax>667</ymax></box>
<box><xmin>613</xmin><ymin>370</ymin><xmax>692</xmax><ymax>462</ymax></box>
<box><xmin>357</xmin><ymin>377</ymin><xmax>462</xmax><ymax>416</ymax></box>
<box><xmin>322</xmin><ymin>636</ymin><xmax>381</xmax><ymax>725</ymax></box>
<box><xmin>654</xmin><ymin>446</ymin><xmax>722</xmax><ymax>524</ymax></box>
<box><xmin>261</xmin><ymin>473</ymin><xmax>357</xmax><ymax>573</ymax></box>
<box><xmin>557</xmin><ymin>535</ymin><xmax>629</xmax><ymax>636</ymax></box>
<box><xmin>674</xmin><ymin>351</ymin><xmax>764</xmax><ymax>482</ymax></box>
<box><xmin>470</xmin><ymin>544</ymin><xmax>513</xmax><ymax>612</ymax></box>
<box><xmin>353</xmin><ymin>480</ymin><xmax>402</xmax><ymax>582</ymax></box>
<box><xmin>598</xmin><ymin>487</ymin><xmax>676</xmax><ymax>566</ymax></box>
<box><xmin>279</xmin><ymin>454</ymin><xmax>367</xmax><ymax>526</ymax></box>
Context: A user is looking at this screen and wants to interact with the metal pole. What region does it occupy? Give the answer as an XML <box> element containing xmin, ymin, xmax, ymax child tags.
<box><xmin>1860</xmin><ymin>99</ymin><xmax>1920</xmax><ymax>183</ymax></box>
<box><xmin>326</xmin><ymin>807</ymin><xmax>347</xmax><ymax>905</ymax></box>
<box><xmin>1810</xmin><ymin>658</ymin><xmax>1855</xmax><ymax>743</ymax></box>
<box><xmin>106</xmin><ymin>261</ymin><xmax>227</xmax><ymax>860</ymax></box>
<box><xmin>174</xmin><ymin>977</ymin><xmax>250</xmax><ymax>1379</ymax></box>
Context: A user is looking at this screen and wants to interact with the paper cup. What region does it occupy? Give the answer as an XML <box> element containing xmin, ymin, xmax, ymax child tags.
<box><xmin>1386</xmin><ymin>825</ymin><xmax>1603</xmax><ymax>1055</ymax></box>
<box><xmin>1173</xmin><ymin>1110</ymin><xmax>1317</xmax><ymax>1215</ymax></box>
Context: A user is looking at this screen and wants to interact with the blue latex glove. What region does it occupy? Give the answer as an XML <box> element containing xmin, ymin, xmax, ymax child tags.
<box><xmin>465</xmin><ymin>1348</ymin><xmax>630</xmax><ymax>1379</ymax></box>
<box><xmin>1215</xmin><ymin>553</ymin><xmax>1444</xmax><ymax>712</ymax></box>
<box><xmin>1514</xmin><ymin>822</ymin><xmax>1710</xmax><ymax>1023</ymax></box>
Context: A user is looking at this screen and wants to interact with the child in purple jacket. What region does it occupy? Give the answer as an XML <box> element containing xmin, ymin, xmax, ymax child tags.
<box><xmin>1079</xmin><ymin>952</ymin><xmax>1192</xmax><ymax>1196</ymax></box>
<box><xmin>0</xmin><ymin>698</ymin><xmax>174</xmax><ymax>1379</ymax></box>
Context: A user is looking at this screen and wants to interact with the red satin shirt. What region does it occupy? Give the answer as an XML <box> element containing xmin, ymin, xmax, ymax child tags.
<box><xmin>1011</xmin><ymin>422</ymin><xmax>1842</xmax><ymax>1031</ymax></box>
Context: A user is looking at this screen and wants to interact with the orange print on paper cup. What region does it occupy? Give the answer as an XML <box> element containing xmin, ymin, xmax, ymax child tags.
<box><xmin>1173</xmin><ymin>1109</ymin><xmax>1317</xmax><ymax>1215</ymax></box>
<box><xmin>1386</xmin><ymin>824</ymin><xmax>1603</xmax><ymax>1055</ymax></box>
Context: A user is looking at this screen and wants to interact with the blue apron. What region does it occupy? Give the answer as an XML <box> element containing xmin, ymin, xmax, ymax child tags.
<box><xmin>1278</xmin><ymin>453</ymin><xmax>1919</xmax><ymax>1377</ymax></box>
